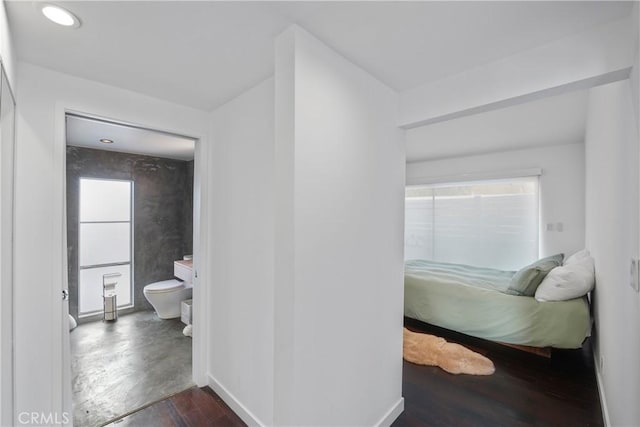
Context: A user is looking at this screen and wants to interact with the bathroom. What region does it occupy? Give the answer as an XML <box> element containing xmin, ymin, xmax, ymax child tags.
<box><xmin>65</xmin><ymin>114</ymin><xmax>196</xmax><ymax>426</ymax></box>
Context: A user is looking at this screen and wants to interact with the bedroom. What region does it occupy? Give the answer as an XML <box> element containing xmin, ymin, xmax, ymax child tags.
<box><xmin>403</xmin><ymin>89</ymin><xmax>589</xmax><ymax>350</ymax></box>
<box><xmin>400</xmin><ymin>33</ymin><xmax>639</xmax><ymax>424</ymax></box>
<box><xmin>0</xmin><ymin>1</ymin><xmax>638</xmax><ymax>426</ymax></box>
<box><xmin>399</xmin><ymin>87</ymin><xmax>602</xmax><ymax>423</ymax></box>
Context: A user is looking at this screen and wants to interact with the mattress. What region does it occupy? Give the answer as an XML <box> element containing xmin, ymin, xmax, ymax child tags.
<box><xmin>404</xmin><ymin>260</ymin><xmax>591</xmax><ymax>349</ymax></box>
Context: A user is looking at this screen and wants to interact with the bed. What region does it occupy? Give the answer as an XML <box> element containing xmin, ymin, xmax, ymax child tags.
<box><xmin>404</xmin><ymin>259</ymin><xmax>591</xmax><ymax>350</ymax></box>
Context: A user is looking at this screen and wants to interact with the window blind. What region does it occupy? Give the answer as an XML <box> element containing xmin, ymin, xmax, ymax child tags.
<box><xmin>405</xmin><ymin>176</ymin><xmax>539</xmax><ymax>271</ymax></box>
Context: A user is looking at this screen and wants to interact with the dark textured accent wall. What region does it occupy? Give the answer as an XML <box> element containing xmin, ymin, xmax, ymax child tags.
<box><xmin>66</xmin><ymin>146</ymin><xmax>193</xmax><ymax>322</ymax></box>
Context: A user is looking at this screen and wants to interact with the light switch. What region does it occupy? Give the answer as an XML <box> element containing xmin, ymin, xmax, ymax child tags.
<box><xmin>556</xmin><ymin>222</ymin><xmax>564</xmax><ymax>232</ymax></box>
<box><xmin>546</xmin><ymin>223</ymin><xmax>554</xmax><ymax>231</ymax></box>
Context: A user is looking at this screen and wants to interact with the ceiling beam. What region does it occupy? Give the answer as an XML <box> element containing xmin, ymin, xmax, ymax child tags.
<box><xmin>398</xmin><ymin>15</ymin><xmax>636</xmax><ymax>129</ymax></box>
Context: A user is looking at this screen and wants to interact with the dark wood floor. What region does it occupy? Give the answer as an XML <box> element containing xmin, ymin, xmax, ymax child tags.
<box><xmin>107</xmin><ymin>319</ymin><xmax>603</xmax><ymax>427</ymax></box>
<box><xmin>104</xmin><ymin>386</ymin><xmax>245</xmax><ymax>427</ymax></box>
<box><xmin>394</xmin><ymin>318</ymin><xmax>604</xmax><ymax>427</ymax></box>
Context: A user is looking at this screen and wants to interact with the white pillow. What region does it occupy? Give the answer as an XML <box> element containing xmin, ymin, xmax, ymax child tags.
<box><xmin>535</xmin><ymin>255</ymin><xmax>595</xmax><ymax>301</ymax></box>
<box><xmin>564</xmin><ymin>249</ymin><xmax>590</xmax><ymax>266</ymax></box>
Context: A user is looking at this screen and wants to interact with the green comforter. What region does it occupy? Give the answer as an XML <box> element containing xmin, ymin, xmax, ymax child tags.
<box><xmin>404</xmin><ymin>259</ymin><xmax>515</xmax><ymax>294</ymax></box>
<box><xmin>404</xmin><ymin>259</ymin><xmax>590</xmax><ymax>349</ymax></box>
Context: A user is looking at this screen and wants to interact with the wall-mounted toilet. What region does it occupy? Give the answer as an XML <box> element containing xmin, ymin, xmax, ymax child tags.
<box><xmin>144</xmin><ymin>258</ymin><xmax>194</xmax><ymax>319</ymax></box>
<box><xmin>143</xmin><ymin>279</ymin><xmax>192</xmax><ymax>319</ymax></box>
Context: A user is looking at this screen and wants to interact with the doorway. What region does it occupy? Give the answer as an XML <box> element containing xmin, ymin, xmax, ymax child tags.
<box><xmin>64</xmin><ymin>113</ymin><xmax>198</xmax><ymax>425</ymax></box>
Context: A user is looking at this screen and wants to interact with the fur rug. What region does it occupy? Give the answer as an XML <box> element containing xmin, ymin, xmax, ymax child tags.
<box><xmin>403</xmin><ymin>328</ymin><xmax>495</xmax><ymax>375</ymax></box>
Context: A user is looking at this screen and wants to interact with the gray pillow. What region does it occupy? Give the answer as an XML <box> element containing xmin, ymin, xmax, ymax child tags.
<box><xmin>507</xmin><ymin>254</ymin><xmax>564</xmax><ymax>296</ymax></box>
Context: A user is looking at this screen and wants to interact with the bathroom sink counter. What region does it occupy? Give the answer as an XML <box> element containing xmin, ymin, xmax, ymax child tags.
<box><xmin>174</xmin><ymin>259</ymin><xmax>193</xmax><ymax>269</ymax></box>
<box><xmin>174</xmin><ymin>259</ymin><xmax>193</xmax><ymax>283</ymax></box>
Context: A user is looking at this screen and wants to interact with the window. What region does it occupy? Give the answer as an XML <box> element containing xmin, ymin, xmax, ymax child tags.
<box><xmin>78</xmin><ymin>178</ymin><xmax>133</xmax><ymax>316</ymax></box>
<box><xmin>405</xmin><ymin>177</ymin><xmax>539</xmax><ymax>270</ymax></box>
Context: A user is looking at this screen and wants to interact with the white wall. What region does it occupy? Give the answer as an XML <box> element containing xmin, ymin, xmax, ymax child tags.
<box><xmin>207</xmin><ymin>77</ymin><xmax>275</xmax><ymax>425</ymax></box>
<box><xmin>0</xmin><ymin>45</ymin><xmax>14</xmax><ymax>427</ymax></box>
<box><xmin>0</xmin><ymin>3</ymin><xmax>15</xmax><ymax>425</ymax></box>
<box><xmin>205</xmin><ymin>27</ymin><xmax>406</xmax><ymax>426</ymax></box>
<box><xmin>0</xmin><ymin>0</ymin><xmax>15</xmax><ymax>90</ymax></box>
<box><xmin>630</xmin><ymin>3</ymin><xmax>639</xmax><ymax>130</ymax></box>
<box><xmin>631</xmin><ymin>50</ymin><xmax>638</xmax><ymax>129</ymax></box>
<box><xmin>585</xmin><ymin>80</ymin><xmax>640</xmax><ymax>427</ymax></box>
<box><xmin>274</xmin><ymin>27</ymin><xmax>405</xmax><ymax>426</ymax></box>
<box><xmin>14</xmin><ymin>62</ymin><xmax>209</xmax><ymax>423</ymax></box>
<box><xmin>407</xmin><ymin>143</ymin><xmax>586</xmax><ymax>259</ymax></box>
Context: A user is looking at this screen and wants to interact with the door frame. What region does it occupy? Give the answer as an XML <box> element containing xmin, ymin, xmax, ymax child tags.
<box><xmin>53</xmin><ymin>104</ymin><xmax>210</xmax><ymax>424</ymax></box>
<box><xmin>0</xmin><ymin>58</ymin><xmax>16</xmax><ymax>427</ymax></box>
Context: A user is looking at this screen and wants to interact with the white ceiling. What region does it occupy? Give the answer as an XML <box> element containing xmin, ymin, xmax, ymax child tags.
<box><xmin>7</xmin><ymin>1</ymin><xmax>633</xmax><ymax>111</ymax></box>
<box><xmin>66</xmin><ymin>114</ymin><xmax>196</xmax><ymax>161</ymax></box>
<box><xmin>405</xmin><ymin>89</ymin><xmax>589</xmax><ymax>163</ymax></box>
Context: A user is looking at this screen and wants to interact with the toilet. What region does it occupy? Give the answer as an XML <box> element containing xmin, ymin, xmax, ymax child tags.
<box><xmin>143</xmin><ymin>279</ymin><xmax>192</xmax><ymax>319</ymax></box>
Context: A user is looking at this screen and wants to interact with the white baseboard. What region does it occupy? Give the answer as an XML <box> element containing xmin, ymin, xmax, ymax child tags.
<box><xmin>593</xmin><ymin>352</ymin><xmax>611</xmax><ymax>427</ymax></box>
<box><xmin>207</xmin><ymin>374</ymin><xmax>265</xmax><ymax>427</ymax></box>
<box><xmin>375</xmin><ymin>397</ymin><xmax>405</xmax><ymax>427</ymax></box>
<box><xmin>208</xmin><ymin>374</ymin><xmax>404</xmax><ymax>427</ymax></box>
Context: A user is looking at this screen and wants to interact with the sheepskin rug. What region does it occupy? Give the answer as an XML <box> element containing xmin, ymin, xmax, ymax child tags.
<box><xmin>403</xmin><ymin>328</ymin><xmax>495</xmax><ymax>375</ymax></box>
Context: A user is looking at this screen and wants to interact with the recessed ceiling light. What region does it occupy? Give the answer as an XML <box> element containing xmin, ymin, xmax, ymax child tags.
<box><xmin>100</xmin><ymin>139</ymin><xmax>114</xmax><ymax>144</ymax></box>
<box><xmin>41</xmin><ymin>4</ymin><xmax>81</xmax><ymax>28</ymax></box>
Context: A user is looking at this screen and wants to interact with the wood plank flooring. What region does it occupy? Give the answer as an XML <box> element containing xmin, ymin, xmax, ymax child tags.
<box><xmin>107</xmin><ymin>319</ymin><xmax>603</xmax><ymax>426</ymax></box>
<box><xmin>394</xmin><ymin>318</ymin><xmax>604</xmax><ymax>427</ymax></box>
<box><xmin>105</xmin><ymin>387</ymin><xmax>245</xmax><ymax>427</ymax></box>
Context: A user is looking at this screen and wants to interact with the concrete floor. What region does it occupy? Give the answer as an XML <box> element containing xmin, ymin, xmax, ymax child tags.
<box><xmin>70</xmin><ymin>310</ymin><xmax>193</xmax><ymax>427</ymax></box>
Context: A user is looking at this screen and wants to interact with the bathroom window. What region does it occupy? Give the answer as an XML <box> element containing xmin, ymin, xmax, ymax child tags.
<box><xmin>78</xmin><ymin>178</ymin><xmax>133</xmax><ymax>317</ymax></box>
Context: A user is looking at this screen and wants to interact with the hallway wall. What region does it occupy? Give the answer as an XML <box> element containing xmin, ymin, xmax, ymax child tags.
<box><xmin>585</xmin><ymin>79</ymin><xmax>640</xmax><ymax>426</ymax></box>
<box><xmin>273</xmin><ymin>27</ymin><xmax>405</xmax><ymax>425</ymax></box>
<box><xmin>207</xmin><ymin>77</ymin><xmax>276</xmax><ymax>425</ymax></box>
<box><xmin>0</xmin><ymin>3</ymin><xmax>16</xmax><ymax>425</ymax></box>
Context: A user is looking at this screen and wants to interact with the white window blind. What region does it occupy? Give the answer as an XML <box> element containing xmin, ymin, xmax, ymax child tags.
<box><xmin>405</xmin><ymin>176</ymin><xmax>539</xmax><ymax>271</ymax></box>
